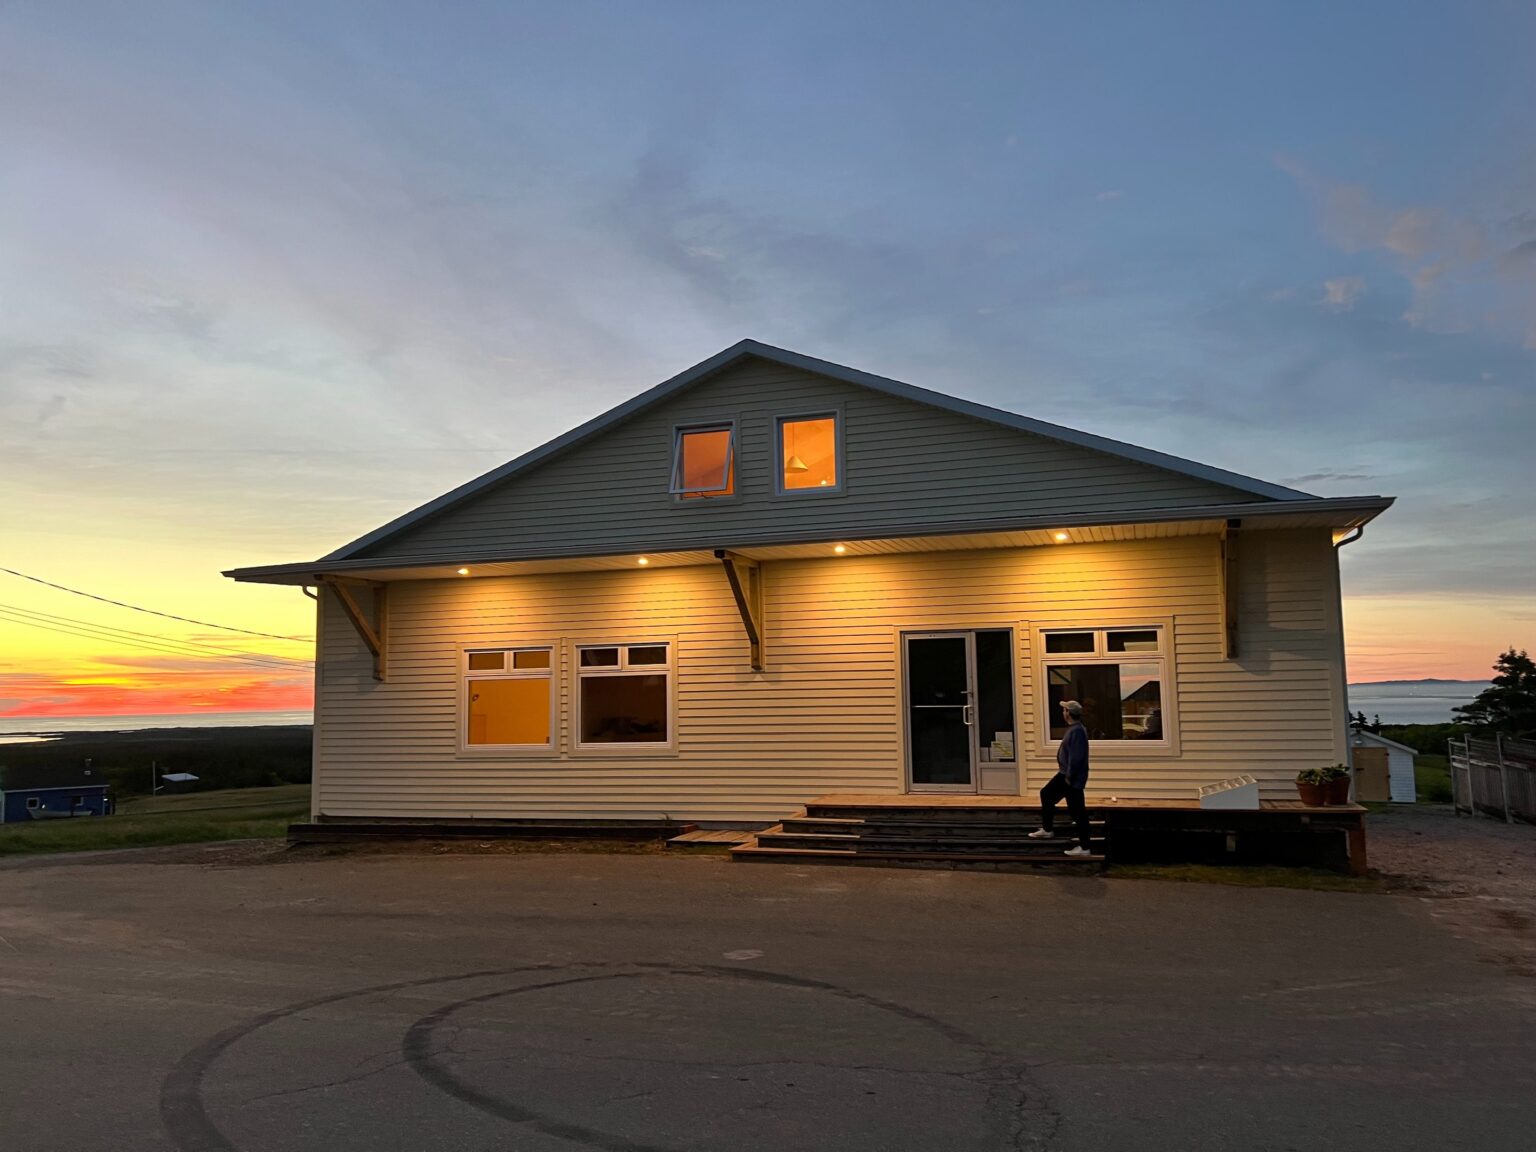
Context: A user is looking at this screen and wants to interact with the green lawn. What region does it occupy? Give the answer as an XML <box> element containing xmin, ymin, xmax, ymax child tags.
<box><xmin>0</xmin><ymin>785</ymin><xmax>310</xmax><ymax>856</ymax></box>
<box><xmin>1415</xmin><ymin>753</ymin><xmax>1452</xmax><ymax>803</ymax></box>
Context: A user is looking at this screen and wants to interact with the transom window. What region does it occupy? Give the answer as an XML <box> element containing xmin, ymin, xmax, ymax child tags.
<box><xmin>670</xmin><ymin>424</ymin><xmax>735</xmax><ymax>499</ymax></box>
<box><xmin>463</xmin><ymin>647</ymin><xmax>554</xmax><ymax>748</ymax></box>
<box><xmin>778</xmin><ymin>413</ymin><xmax>839</xmax><ymax>493</ymax></box>
<box><xmin>576</xmin><ymin>643</ymin><xmax>673</xmax><ymax>747</ymax></box>
<box><xmin>1043</xmin><ymin>627</ymin><xmax>1167</xmax><ymax>743</ymax></box>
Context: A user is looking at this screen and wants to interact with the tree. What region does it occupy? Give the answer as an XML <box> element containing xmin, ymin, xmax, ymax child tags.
<box><xmin>1454</xmin><ymin>649</ymin><xmax>1536</xmax><ymax>738</ymax></box>
<box><xmin>1350</xmin><ymin>710</ymin><xmax>1369</xmax><ymax>731</ymax></box>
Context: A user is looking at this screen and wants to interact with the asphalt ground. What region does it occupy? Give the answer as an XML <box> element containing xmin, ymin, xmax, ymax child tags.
<box><xmin>1</xmin><ymin>846</ymin><xmax>1532</xmax><ymax>1151</ymax></box>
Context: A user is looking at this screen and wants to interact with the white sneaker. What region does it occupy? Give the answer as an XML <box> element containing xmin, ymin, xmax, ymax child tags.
<box><xmin>1064</xmin><ymin>846</ymin><xmax>1093</xmax><ymax>858</ymax></box>
<box><xmin>1027</xmin><ymin>828</ymin><xmax>1054</xmax><ymax>840</ymax></box>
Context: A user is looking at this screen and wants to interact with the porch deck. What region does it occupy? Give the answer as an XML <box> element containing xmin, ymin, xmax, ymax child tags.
<box><xmin>729</xmin><ymin>793</ymin><xmax>1369</xmax><ymax>874</ymax></box>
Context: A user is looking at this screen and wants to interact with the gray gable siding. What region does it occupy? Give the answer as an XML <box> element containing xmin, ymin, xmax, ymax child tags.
<box><xmin>355</xmin><ymin>357</ymin><xmax>1264</xmax><ymax>563</ymax></box>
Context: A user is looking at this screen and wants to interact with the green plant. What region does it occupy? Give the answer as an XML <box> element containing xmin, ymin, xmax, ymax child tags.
<box><xmin>1296</xmin><ymin>768</ymin><xmax>1325</xmax><ymax>785</ymax></box>
<box><xmin>1319</xmin><ymin>764</ymin><xmax>1350</xmax><ymax>782</ymax></box>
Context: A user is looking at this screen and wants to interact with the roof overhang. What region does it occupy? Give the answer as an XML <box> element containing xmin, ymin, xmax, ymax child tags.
<box><xmin>226</xmin><ymin>495</ymin><xmax>1393</xmax><ymax>586</ymax></box>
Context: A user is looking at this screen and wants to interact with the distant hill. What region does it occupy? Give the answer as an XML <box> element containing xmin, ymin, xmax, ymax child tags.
<box><xmin>1348</xmin><ymin>679</ymin><xmax>1489</xmax><ymax>689</ymax></box>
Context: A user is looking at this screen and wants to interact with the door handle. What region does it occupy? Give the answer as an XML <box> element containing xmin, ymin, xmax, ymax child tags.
<box><xmin>961</xmin><ymin>703</ymin><xmax>974</xmax><ymax>726</ymax></box>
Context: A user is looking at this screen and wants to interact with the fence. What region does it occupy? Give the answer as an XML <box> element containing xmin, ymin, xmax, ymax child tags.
<box><xmin>1449</xmin><ymin>736</ymin><xmax>1536</xmax><ymax>824</ymax></box>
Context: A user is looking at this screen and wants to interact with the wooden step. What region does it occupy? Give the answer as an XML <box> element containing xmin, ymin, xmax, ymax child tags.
<box><xmin>755</xmin><ymin>832</ymin><xmax>1104</xmax><ymax>853</ymax></box>
<box><xmin>731</xmin><ymin>845</ymin><xmax>1104</xmax><ymax>870</ymax></box>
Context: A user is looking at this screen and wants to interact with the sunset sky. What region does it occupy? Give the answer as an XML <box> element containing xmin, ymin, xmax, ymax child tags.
<box><xmin>2</xmin><ymin>2</ymin><xmax>1532</xmax><ymax>719</ymax></box>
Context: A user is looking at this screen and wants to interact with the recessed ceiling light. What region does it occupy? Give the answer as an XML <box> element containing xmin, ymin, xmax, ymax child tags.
<box><xmin>833</xmin><ymin>544</ymin><xmax>847</xmax><ymax>554</ymax></box>
<box><xmin>637</xmin><ymin>557</ymin><xmax>650</xmax><ymax>566</ymax></box>
<box><xmin>456</xmin><ymin>567</ymin><xmax>470</xmax><ymax>575</ymax></box>
<box><xmin>1053</xmin><ymin>532</ymin><xmax>1070</xmax><ymax>543</ymax></box>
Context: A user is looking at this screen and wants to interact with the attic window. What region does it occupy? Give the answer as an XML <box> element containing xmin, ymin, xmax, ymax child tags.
<box><xmin>670</xmin><ymin>424</ymin><xmax>735</xmax><ymax>499</ymax></box>
<box><xmin>778</xmin><ymin>413</ymin><xmax>839</xmax><ymax>493</ymax></box>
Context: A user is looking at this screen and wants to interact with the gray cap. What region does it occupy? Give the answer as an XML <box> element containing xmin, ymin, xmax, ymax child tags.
<box><xmin>1059</xmin><ymin>699</ymin><xmax>1084</xmax><ymax>717</ymax></box>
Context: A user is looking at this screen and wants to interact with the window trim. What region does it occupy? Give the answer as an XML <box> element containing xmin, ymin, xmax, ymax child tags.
<box><xmin>458</xmin><ymin>644</ymin><xmax>558</xmax><ymax>756</ymax></box>
<box><xmin>773</xmin><ymin>408</ymin><xmax>845</xmax><ymax>497</ymax></box>
<box><xmin>571</xmin><ymin>638</ymin><xmax>678</xmax><ymax>755</ymax></box>
<box><xmin>669</xmin><ymin>421</ymin><xmax>739</xmax><ymax>502</ymax></box>
<box><xmin>1032</xmin><ymin>619</ymin><xmax>1180</xmax><ymax>757</ymax></box>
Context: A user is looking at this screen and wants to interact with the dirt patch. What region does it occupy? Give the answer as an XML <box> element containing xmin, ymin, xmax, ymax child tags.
<box><xmin>1371</xmin><ymin>804</ymin><xmax>1536</xmax><ymax>979</ymax></box>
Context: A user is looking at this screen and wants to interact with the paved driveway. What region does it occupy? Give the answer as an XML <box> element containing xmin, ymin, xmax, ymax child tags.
<box><xmin>1</xmin><ymin>847</ymin><xmax>1532</xmax><ymax>1151</ymax></box>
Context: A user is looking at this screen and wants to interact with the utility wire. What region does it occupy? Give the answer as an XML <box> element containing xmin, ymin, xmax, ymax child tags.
<box><xmin>0</xmin><ymin>567</ymin><xmax>314</xmax><ymax>642</ymax></box>
<box><xmin>0</xmin><ymin>606</ymin><xmax>312</xmax><ymax>672</ymax></box>
<box><xmin>0</xmin><ymin>601</ymin><xmax>310</xmax><ymax>669</ymax></box>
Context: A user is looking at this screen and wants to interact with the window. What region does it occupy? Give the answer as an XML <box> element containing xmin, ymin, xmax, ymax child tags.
<box><xmin>576</xmin><ymin>642</ymin><xmax>672</xmax><ymax>747</ymax></box>
<box><xmin>1043</xmin><ymin>626</ymin><xmax>1167</xmax><ymax>743</ymax></box>
<box><xmin>778</xmin><ymin>413</ymin><xmax>839</xmax><ymax>492</ymax></box>
<box><xmin>26</xmin><ymin>797</ymin><xmax>40</xmax><ymax>810</ymax></box>
<box><xmin>670</xmin><ymin>424</ymin><xmax>735</xmax><ymax>498</ymax></box>
<box><xmin>464</xmin><ymin>647</ymin><xmax>554</xmax><ymax>748</ymax></box>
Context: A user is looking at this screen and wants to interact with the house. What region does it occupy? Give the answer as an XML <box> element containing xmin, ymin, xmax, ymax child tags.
<box><xmin>227</xmin><ymin>340</ymin><xmax>1393</xmax><ymax>827</ymax></box>
<box><xmin>0</xmin><ymin>765</ymin><xmax>113</xmax><ymax>823</ymax></box>
<box><xmin>1348</xmin><ymin>729</ymin><xmax>1418</xmax><ymax>803</ymax></box>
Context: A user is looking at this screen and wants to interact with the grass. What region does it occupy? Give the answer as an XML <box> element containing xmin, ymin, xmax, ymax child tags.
<box><xmin>1415</xmin><ymin>753</ymin><xmax>1452</xmax><ymax>803</ymax></box>
<box><xmin>0</xmin><ymin>785</ymin><xmax>310</xmax><ymax>857</ymax></box>
<box><xmin>1107</xmin><ymin>862</ymin><xmax>1384</xmax><ymax>893</ymax></box>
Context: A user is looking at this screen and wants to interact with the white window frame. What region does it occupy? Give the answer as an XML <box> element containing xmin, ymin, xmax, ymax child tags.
<box><xmin>25</xmin><ymin>796</ymin><xmax>41</xmax><ymax>810</ymax></box>
<box><xmin>572</xmin><ymin>640</ymin><xmax>678</xmax><ymax>755</ymax></box>
<box><xmin>670</xmin><ymin>422</ymin><xmax>738</xmax><ymax>501</ymax></box>
<box><xmin>774</xmin><ymin>408</ymin><xmax>845</xmax><ymax>497</ymax></box>
<box><xmin>1033</xmin><ymin>620</ymin><xmax>1179</xmax><ymax>757</ymax></box>
<box><xmin>459</xmin><ymin>645</ymin><xmax>557</xmax><ymax>755</ymax></box>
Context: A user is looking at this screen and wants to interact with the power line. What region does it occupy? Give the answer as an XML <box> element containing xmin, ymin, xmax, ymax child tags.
<box><xmin>0</xmin><ymin>606</ymin><xmax>312</xmax><ymax>672</ymax></box>
<box><xmin>0</xmin><ymin>601</ymin><xmax>310</xmax><ymax>670</ymax></box>
<box><xmin>0</xmin><ymin>567</ymin><xmax>313</xmax><ymax>642</ymax></box>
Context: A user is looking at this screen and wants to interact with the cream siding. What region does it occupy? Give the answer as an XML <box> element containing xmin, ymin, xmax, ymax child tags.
<box><xmin>353</xmin><ymin>358</ymin><xmax>1264</xmax><ymax>565</ymax></box>
<box><xmin>315</xmin><ymin>528</ymin><xmax>1346</xmax><ymax>822</ymax></box>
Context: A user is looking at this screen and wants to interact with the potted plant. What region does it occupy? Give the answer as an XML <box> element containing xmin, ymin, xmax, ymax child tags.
<box><xmin>1320</xmin><ymin>763</ymin><xmax>1352</xmax><ymax>805</ymax></box>
<box><xmin>1296</xmin><ymin>768</ymin><xmax>1327</xmax><ymax>807</ymax></box>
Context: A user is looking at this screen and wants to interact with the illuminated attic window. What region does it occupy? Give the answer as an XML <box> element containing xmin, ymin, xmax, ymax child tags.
<box><xmin>778</xmin><ymin>413</ymin><xmax>840</xmax><ymax>493</ymax></box>
<box><xmin>670</xmin><ymin>424</ymin><xmax>735</xmax><ymax>499</ymax></box>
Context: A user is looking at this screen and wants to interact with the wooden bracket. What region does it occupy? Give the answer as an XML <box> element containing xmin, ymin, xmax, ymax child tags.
<box><xmin>1219</xmin><ymin>519</ymin><xmax>1241</xmax><ymax>660</ymax></box>
<box><xmin>714</xmin><ymin>549</ymin><xmax>763</xmax><ymax>671</ymax></box>
<box><xmin>321</xmin><ymin>576</ymin><xmax>388</xmax><ymax>681</ymax></box>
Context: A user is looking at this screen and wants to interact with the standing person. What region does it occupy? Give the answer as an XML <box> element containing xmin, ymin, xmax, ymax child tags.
<box><xmin>1029</xmin><ymin>700</ymin><xmax>1093</xmax><ymax>856</ymax></box>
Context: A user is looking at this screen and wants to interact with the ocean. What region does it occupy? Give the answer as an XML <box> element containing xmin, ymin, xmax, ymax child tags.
<box><xmin>0</xmin><ymin>710</ymin><xmax>313</xmax><ymax>744</ymax></box>
<box><xmin>1346</xmin><ymin>682</ymin><xmax>1488</xmax><ymax>725</ymax></box>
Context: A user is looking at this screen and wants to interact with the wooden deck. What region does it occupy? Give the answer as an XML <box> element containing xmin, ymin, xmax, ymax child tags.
<box><xmin>811</xmin><ymin>793</ymin><xmax>1365</xmax><ymax>815</ymax></box>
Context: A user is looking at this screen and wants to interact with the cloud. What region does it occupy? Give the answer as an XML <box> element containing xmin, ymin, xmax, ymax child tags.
<box><xmin>1320</xmin><ymin>276</ymin><xmax>1365</xmax><ymax>311</ymax></box>
<box><xmin>1284</xmin><ymin>469</ymin><xmax>1377</xmax><ymax>484</ymax></box>
<box><xmin>1095</xmin><ymin>189</ymin><xmax>1124</xmax><ymax>202</ymax></box>
<box><xmin>1278</xmin><ymin>156</ymin><xmax>1536</xmax><ymax>346</ymax></box>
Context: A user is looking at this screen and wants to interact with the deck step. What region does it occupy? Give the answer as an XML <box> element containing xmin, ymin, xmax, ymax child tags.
<box><xmin>755</xmin><ymin>833</ymin><xmax>1104</xmax><ymax>853</ymax></box>
<box><xmin>731</xmin><ymin>845</ymin><xmax>1104</xmax><ymax>870</ymax></box>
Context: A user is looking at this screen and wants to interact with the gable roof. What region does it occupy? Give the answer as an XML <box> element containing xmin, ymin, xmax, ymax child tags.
<box><xmin>1350</xmin><ymin>730</ymin><xmax>1419</xmax><ymax>756</ymax></box>
<box><xmin>321</xmin><ymin>339</ymin><xmax>1314</xmax><ymax>563</ymax></box>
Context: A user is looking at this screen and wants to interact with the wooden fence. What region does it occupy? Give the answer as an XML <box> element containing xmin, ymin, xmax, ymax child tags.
<box><xmin>1449</xmin><ymin>736</ymin><xmax>1536</xmax><ymax>824</ymax></box>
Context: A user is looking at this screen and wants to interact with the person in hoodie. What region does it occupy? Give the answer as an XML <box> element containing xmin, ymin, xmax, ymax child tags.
<box><xmin>1029</xmin><ymin>699</ymin><xmax>1093</xmax><ymax>856</ymax></box>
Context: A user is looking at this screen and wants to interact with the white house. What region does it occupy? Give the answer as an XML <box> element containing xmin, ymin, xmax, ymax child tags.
<box><xmin>228</xmin><ymin>341</ymin><xmax>1393</xmax><ymax>826</ymax></box>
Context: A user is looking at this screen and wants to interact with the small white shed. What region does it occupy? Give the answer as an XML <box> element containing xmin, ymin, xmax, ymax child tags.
<box><xmin>1349</xmin><ymin>731</ymin><xmax>1417</xmax><ymax>803</ymax></box>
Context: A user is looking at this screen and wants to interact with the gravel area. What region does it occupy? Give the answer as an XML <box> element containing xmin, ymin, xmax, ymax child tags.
<box><xmin>1370</xmin><ymin>803</ymin><xmax>1536</xmax><ymax>979</ymax></box>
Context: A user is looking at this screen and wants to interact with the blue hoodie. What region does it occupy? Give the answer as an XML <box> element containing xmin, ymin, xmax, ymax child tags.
<box><xmin>1056</xmin><ymin>722</ymin><xmax>1090</xmax><ymax>789</ymax></box>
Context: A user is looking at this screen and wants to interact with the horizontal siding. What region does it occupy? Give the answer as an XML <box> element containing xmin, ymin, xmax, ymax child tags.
<box><xmin>356</xmin><ymin>358</ymin><xmax>1262</xmax><ymax>564</ymax></box>
<box><xmin>316</xmin><ymin>529</ymin><xmax>1347</xmax><ymax>821</ymax></box>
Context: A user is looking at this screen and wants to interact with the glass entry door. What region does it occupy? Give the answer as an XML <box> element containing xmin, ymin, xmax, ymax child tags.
<box><xmin>906</xmin><ymin>633</ymin><xmax>977</xmax><ymax>790</ymax></box>
<box><xmin>905</xmin><ymin>630</ymin><xmax>1017</xmax><ymax>792</ymax></box>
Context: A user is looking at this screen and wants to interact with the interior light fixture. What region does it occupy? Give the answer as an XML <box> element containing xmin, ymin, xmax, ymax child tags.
<box><xmin>785</xmin><ymin>455</ymin><xmax>809</xmax><ymax>473</ymax></box>
<box><xmin>637</xmin><ymin>557</ymin><xmax>650</xmax><ymax>566</ymax></box>
<box><xmin>833</xmin><ymin>544</ymin><xmax>847</xmax><ymax>554</ymax></box>
<box><xmin>457</xmin><ymin>567</ymin><xmax>470</xmax><ymax>575</ymax></box>
<box><xmin>1052</xmin><ymin>531</ymin><xmax>1070</xmax><ymax>543</ymax></box>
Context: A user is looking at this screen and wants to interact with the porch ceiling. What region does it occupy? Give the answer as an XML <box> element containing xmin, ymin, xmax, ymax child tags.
<box><xmin>226</xmin><ymin>496</ymin><xmax>1389</xmax><ymax>586</ymax></box>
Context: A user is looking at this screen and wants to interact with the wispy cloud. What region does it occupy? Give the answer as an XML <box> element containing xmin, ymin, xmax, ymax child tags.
<box><xmin>1320</xmin><ymin>276</ymin><xmax>1365</xmax><ymax>311</ymax></box>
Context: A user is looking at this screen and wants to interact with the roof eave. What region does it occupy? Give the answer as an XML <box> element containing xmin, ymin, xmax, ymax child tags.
<box><xmin>228</xmin><ymin>494</ymin><xmax>1393</xmax><ymax>586</ymax></box>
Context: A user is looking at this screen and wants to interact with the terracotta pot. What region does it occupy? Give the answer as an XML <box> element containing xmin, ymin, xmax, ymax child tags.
<box><xmin>1297</xmin><ymin>781</ymin><xmax>1327</xmax><ymax>807</ymax></box>
<box><xmin>1325</xmin><ymin>775</ymin><xmax>1352</xmax><ymax>805</ymax></box>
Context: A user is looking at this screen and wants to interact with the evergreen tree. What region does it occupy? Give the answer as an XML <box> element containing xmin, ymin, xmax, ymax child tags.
<box><xmin>1454</xmin><ymin>649</ymin><xmax>1536</xmax><ymax>738</ymax></box>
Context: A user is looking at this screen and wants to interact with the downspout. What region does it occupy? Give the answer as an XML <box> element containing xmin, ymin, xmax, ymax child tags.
<box><xmin>1332</xmin><ymin>524</ymin><xmax>1364</xmax><ymax>795</ymax></box>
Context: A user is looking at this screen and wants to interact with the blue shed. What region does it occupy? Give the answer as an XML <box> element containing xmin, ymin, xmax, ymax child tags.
<box><xmin>0</xmin><ymin>765</ymin><xmax>114</xmax><ymax>823</ymax></box>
